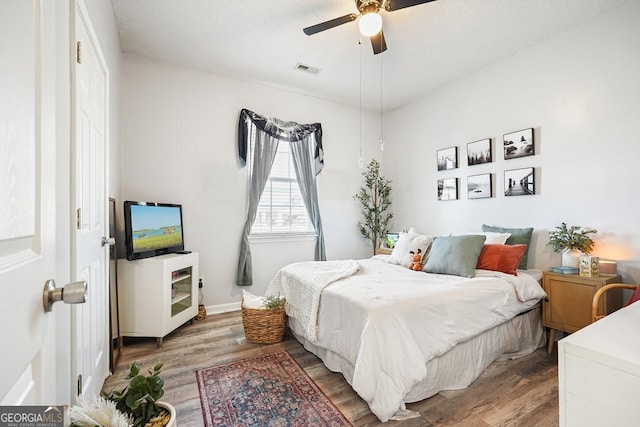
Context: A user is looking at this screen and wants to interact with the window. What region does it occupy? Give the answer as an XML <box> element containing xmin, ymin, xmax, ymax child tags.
<box><xmin>249</xmin><ymin>139</ymin><xmax>313</xmax><ymax>235</ymax></box>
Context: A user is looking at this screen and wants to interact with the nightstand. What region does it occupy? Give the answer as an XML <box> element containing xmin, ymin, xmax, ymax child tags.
<box><xmin>374</xmin><ymin>247</ymin><xmax>393</xmax><ymax>255</ymax></box>
<box><xmin>542</xmin><ymin>271</ymin><xmax>622</xmax><ymax>353</ymax></box>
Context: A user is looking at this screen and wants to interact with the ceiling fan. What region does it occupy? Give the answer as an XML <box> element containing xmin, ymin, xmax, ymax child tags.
<box><xmin>303</xmin><ymin>0</ymin><xmax>437</xmax><ymax>54</ymax></box>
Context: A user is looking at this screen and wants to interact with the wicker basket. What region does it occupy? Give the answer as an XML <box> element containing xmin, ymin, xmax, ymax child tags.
<box><xmin>241</xmin><ymin>301</ymin><xmax>286</xmax><ymax>344</ymax></box>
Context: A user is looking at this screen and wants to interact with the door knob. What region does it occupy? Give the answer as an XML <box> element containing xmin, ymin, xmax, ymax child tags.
<box><xmin>101</xmin><ymin>236</ymin><xmax>115</xmax><ymax>247</ymax></box>
<box><xmin>43</xmin><ymin>279</ymin><xmax>87</xmax><ymax>312</ymax></box>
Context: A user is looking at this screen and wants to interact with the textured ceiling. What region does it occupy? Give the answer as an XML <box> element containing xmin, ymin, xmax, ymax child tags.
<box><xmin>111</xmin><ymin>0</ymin><xmax>627</xmax><ymax>111</ymax></box>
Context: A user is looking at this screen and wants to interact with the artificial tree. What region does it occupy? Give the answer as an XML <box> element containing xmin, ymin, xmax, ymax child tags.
<box><xmin>353</xmin><ymin>159</ymin><xmax>393</xmax><ymax>254</ymax></box>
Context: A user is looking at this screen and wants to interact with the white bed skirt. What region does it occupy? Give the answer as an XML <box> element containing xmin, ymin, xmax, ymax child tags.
<box><xmin>289</xmin><ymin>304</ymin><xmax>545</xmax><ymax>404</ymax></box>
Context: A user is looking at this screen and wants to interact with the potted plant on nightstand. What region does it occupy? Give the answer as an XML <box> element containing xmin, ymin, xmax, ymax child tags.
<box><xmin>547</xmin><ymin>222</ymin><xmax>597</xmax><ymax>268</ymax></box>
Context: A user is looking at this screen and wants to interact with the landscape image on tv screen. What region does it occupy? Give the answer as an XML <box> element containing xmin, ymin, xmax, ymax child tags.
<box><xmin>130</xmin><ymin>205</ymin><xmax>183</xmax><ymax>253</ymax></box>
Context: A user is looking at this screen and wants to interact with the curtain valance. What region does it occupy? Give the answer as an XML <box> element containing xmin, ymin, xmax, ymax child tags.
<box><xmin>238</xmin><ymin>108</ymin><xmax>324</xmax><ymax>174</ymax></box>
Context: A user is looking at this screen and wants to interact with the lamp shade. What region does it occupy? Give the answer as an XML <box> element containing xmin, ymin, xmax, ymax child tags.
<box><xmin>359</xmin><ymin>12</ymin><xmax>382</xmax><ymax>37</ymax></box>
<box><xmin>599</xmin><ymin>260</ymin><xmax>617</xmax><ymax>274</ymax></box>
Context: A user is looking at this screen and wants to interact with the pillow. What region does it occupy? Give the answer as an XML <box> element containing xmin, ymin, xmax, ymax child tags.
<box><xmin>424</xmin><ymin>235</ymin><xmax>486</xmax><ymax>278</ymax></box>
<box><xmin>476</xmin><ymin>244</ymin><xmax>527</xmax><ymax>275</ymax></box>
<box><xmin>242</xmin><ymin>289</ymin><xmax>267</xmax><ymax>309</ymax></box>
<box><xmin>482</xmin><ymin>224</ymin><xmax>534</xmax><ymax>270</ymax></box>
<box><xmin>389</xmin><ymin>231</ymin><xmax>434</xmax><ymax>267</ymax></box>
<box><xmin>624</xmin><ymin>285</ymin><xmax>640</xmax><ymax>307</ymax></box>
<box><xmin>465</xmin><ymin>231</ymin><xmax>511</xmax><ymax>245</ymax></box>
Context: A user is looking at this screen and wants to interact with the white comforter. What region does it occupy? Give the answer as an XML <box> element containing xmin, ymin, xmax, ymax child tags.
<box><xmin>266</xmin><ymin>257</ymin><xmax>546</xmax><ymax>422</ymax></box>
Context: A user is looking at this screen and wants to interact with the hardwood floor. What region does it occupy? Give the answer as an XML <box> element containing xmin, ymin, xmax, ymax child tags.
<box><xmin>103</xmin><ymin>311</ymin><xmax>559</xmax><ymax>426</ymax></box>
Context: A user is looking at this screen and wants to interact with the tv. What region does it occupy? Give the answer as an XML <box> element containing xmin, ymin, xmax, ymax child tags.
<box><xmin>123</xmin><ymin>201</ymin><xmax>185</xmax><ymax>261</ymax></box>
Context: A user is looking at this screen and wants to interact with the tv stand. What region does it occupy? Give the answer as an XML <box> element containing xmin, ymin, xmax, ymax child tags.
<box><xmin>117</xmin><ymin>252</ymin><xmax>199</xmax><ymax>346</ymax></box>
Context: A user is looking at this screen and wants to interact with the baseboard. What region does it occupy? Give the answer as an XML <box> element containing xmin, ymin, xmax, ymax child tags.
<box><xmin>203</xmin><ymin>301</ymin><xmax>241</xmax><ymax>315</ymax></box>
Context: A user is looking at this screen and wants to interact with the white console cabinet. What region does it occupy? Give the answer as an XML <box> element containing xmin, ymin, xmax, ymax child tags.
<box><xmin>118</xmin><ymin>252</ymin><xmax>199</xmax><ymax>345</ymax></box>
<box><xmin>558</xmin><ymin>301</ymin><xmax>640</xmax><ymax>427</ymax></box>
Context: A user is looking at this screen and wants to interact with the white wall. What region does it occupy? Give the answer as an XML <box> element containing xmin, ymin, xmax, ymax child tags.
<box><xmin>119</xmin><ymin>55</ymin><xmax>382</xmax><ymax>308</ymax></box>
<box><xmin>383</xmin><ymin>1</ymin><xmax>640</xmax><ymax>284</ymax></box>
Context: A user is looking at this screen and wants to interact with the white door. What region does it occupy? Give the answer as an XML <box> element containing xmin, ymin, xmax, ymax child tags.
<box><xmin>0</xmin><ymin>0</ymin><xmax>58</xmax><ymax>404</ymax></box>
<box><xmin>71</xmin><ymin>0</ymin><xmax>110</xmax><ymax>399</ymax></box>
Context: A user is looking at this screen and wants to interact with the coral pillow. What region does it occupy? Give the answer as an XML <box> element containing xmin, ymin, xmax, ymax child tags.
<box><xmin>476</xmin><ymin>244</ymin><xmax>527</xmax><ymax>275</ymax></box>
<box><xmin>624</xmin><ymin>285</ymin><xmax>640</xmax><ymax>307</ymax></box>
<box><xmin>482</xmin><ymin>225</ymin><xmax>533</xmax><ymax>270</ymax></box>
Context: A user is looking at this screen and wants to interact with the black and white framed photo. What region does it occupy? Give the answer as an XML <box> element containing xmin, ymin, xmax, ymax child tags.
<box><xmin>385</xmin><ymin>233</ymin><xmax>399</xmax><ymax>249</ymax></box>
<box><xmin>504</xmin><ymin>167</ymin><xmax>535</xmax><ymax>196</ymax></box>
<box><xmin>467</xmin><ymin>138</ymin><xmax>492</xmax><ymax>166</ymax></box>
<box><xmin>467</xmin><ymin>173</ymin><xmax>492</xmax><ymax>199</ymax></box>
<box><xmin>503</xmin><ymin>128</ymin><xmax>534</xmax><ymax>160</ymax></box>
<box><xmin>437</xmin><ymin>178</ymin><xmax>458</xmax><ymax>201</ymax></box>
<box><xmin>437</xmin><ymin>146</ymin><xmax>458</xmax><ymax>171</ymax></box>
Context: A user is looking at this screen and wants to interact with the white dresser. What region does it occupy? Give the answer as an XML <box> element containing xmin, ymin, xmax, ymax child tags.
<box><xmin>558</xmin><ymin>301</ymin><xmax>640</xmax><ymax>427</ymax></box>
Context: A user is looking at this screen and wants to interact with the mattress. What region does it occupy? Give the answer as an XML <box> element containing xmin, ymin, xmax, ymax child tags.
<box><xmin>290</xmin><ymin>304</ymin><xmax>544</xmax><ymax>406</ymax></box>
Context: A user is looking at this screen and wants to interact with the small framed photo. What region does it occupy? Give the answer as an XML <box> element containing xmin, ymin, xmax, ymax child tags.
<box><xmin>467</xmin><ymin>173</ymin><xmax>492</xmax><ymax>199</ymax></box>
<box><xmin>385</xmin><ymin>233</ymin><xmax>399</xmax><ymax>249</ymax></box>
<box><xmin>467</xmin><ymin>138</ymin><xmax>492</xmax><ymax>166</ymax></box>
<box><xmin>437</xmin><ymin>146</ymin><xmax>458</xmax><ymax>171</ymax></box>
<box><xmin>438</xmin><ymin>178</ymin><xmax>458</xmax><ymax>201</ymax></box>
<box><xmin>503</xmin><ymin>128</ymin><xmax>534</xmax><ymax>160</ymax></box>
<box><xmin>504</xmin><ymin>167</ymin><xmax>535</xmax><ymax>196</ymax></box>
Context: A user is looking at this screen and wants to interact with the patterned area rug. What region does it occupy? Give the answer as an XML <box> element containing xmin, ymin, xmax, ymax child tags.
<box><xmin>196</xmin><ymin>350</ymin><xmax>352</xmax><ymax>426</ymax></box>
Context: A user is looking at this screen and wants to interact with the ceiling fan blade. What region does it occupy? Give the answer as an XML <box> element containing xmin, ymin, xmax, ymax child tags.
<box><xmin>371</xmin><ymin>30</ymin><xmax>387</xmax><ymax>55</ymax></box>
<box><xmin>303</xmin><ymin>13</ymin><xmax>358</xmax><ymax>35</ymax></box>
<box><xmin>385</xmin><ymin>0</ymin><xmax>437</xmax><ymax>12</ymax></box>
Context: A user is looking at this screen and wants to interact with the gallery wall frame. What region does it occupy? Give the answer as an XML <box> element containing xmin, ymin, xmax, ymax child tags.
<box><xmin>504</xmin><ymin>167</ymin><xmax>535</xmax><ymax>196</ymax></box>
<box><xmin>467</xmin><ymin>138</ymin><xmax>492</xmax><ymax>166</ymax></box>
<box><xmin>468</xmin><ymin>173</ymin><xmax>492</xmax><ymax>199</ymax></box>
<box><xmin>437</xmin><ymin>146</ymin><xmax>458</xmax><ymax>171</ymax></box>
<box><xmin>503</xmin><ymin>128</ymin><xmax>534</xmax><ymax>160</ymax></box>
<box><xmin>438</xmin><ymin>177</ymin><xmax>458</xmax><ymax>201</ymax></box>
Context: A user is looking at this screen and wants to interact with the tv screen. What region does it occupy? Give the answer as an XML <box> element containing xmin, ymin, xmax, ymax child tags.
<box><xmin>124</xmin><ymin>201</ymin><xmax>184</xmax><ymax>261</ymax></box>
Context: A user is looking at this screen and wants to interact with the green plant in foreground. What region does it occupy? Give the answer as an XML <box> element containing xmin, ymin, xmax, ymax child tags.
<box><xmin>547</xmin><ymin>222</ymin><xmax>597</xmax><ymax>254</ymax></box>
<box><xmin>262</xmin><ymin>295</ymin><xmax>286</xmax><ymax>310</ymax></box>
<box><xmin>102</xmin><ymin>362</ymin><xmax>165</xmax><ymax>427</ymax></box>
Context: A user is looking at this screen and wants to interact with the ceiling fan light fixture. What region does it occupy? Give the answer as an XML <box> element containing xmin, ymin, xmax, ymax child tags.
<box><xmin>359</xmin><ymin>12</ymin><xmax>382</xmax><ymax>37</ymax></box>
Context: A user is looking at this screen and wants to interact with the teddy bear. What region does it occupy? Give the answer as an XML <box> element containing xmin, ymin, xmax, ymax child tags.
<box><xmin>408</xmin><ymin>248</ymin><xmax>423</xmax><ymax>271</ymax></box>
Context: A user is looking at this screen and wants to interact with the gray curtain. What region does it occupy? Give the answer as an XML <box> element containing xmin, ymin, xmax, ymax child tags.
<box><xmin>236</xmin><ymin>109</ymin><xmax>325</xmax><ymax>286</ymax></box>
<box><xmin>236</xmin><ymin>131</ymin><xmax>279</xmax><ymax>286</ymax></box>
<box><xmin>291</xmin><ymin>139</ymin><xmax>326</xmax><ymax>261</ymax></box>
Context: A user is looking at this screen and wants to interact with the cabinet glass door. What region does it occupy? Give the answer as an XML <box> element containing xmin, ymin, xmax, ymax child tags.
<box><xmin>171</xmin><ymin>266</ymin><xmax>192</xmax><ymax>317</ymax></box>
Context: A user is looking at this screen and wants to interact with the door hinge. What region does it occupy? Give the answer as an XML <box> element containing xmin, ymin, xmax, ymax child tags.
<box><xmin>77</xmin><ymin>374</ymin><xmax>83</xmax><ymax>396</ymax></box>
<box><xmin>76</xmin><ymin>208</ymin><xmax>82</xmax><ymax>229</ymax></box>
<box><xmin>76</xmin><ymin>41</ymin><xmax>82</xmax><ymax>64</ymax></box>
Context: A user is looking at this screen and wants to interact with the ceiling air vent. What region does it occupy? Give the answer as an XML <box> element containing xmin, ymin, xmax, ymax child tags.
<box><xmin>294</xmin><ymin>63</ymin><xmax>321</xmax><ymax>75</ymax></box>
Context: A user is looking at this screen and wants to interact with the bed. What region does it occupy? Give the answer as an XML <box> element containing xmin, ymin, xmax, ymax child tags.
<box><xmin>264</xmin><ymin>232</ymin><xmax>547</xmax><ymax>422</ymax></box>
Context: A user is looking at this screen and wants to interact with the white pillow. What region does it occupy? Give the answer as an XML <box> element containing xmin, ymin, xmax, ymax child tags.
<box><xmin>242</xmin><ymin>289</ymin><xmax>267</xmax><ymax>309</ymax></box>
<box><xmin>390</xmin><ymin>231</ymin><xmax>434</xmax><ymax>267</ymax></box>
<box><xmin>465</xmin><ymin>231</ymin><xmax>511</xmax><ymax>245</ymax></box>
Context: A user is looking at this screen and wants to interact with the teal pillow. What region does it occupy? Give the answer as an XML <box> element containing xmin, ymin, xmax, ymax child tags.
<box><xmin>482</xmin><ymin>224</ymin><xmax>534</xmax><ymax>270</ymax></box>
<box><xmin>424</xmin><ymin>235</ymin><xmax>487</xmax><ymax>278</ymax></box>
